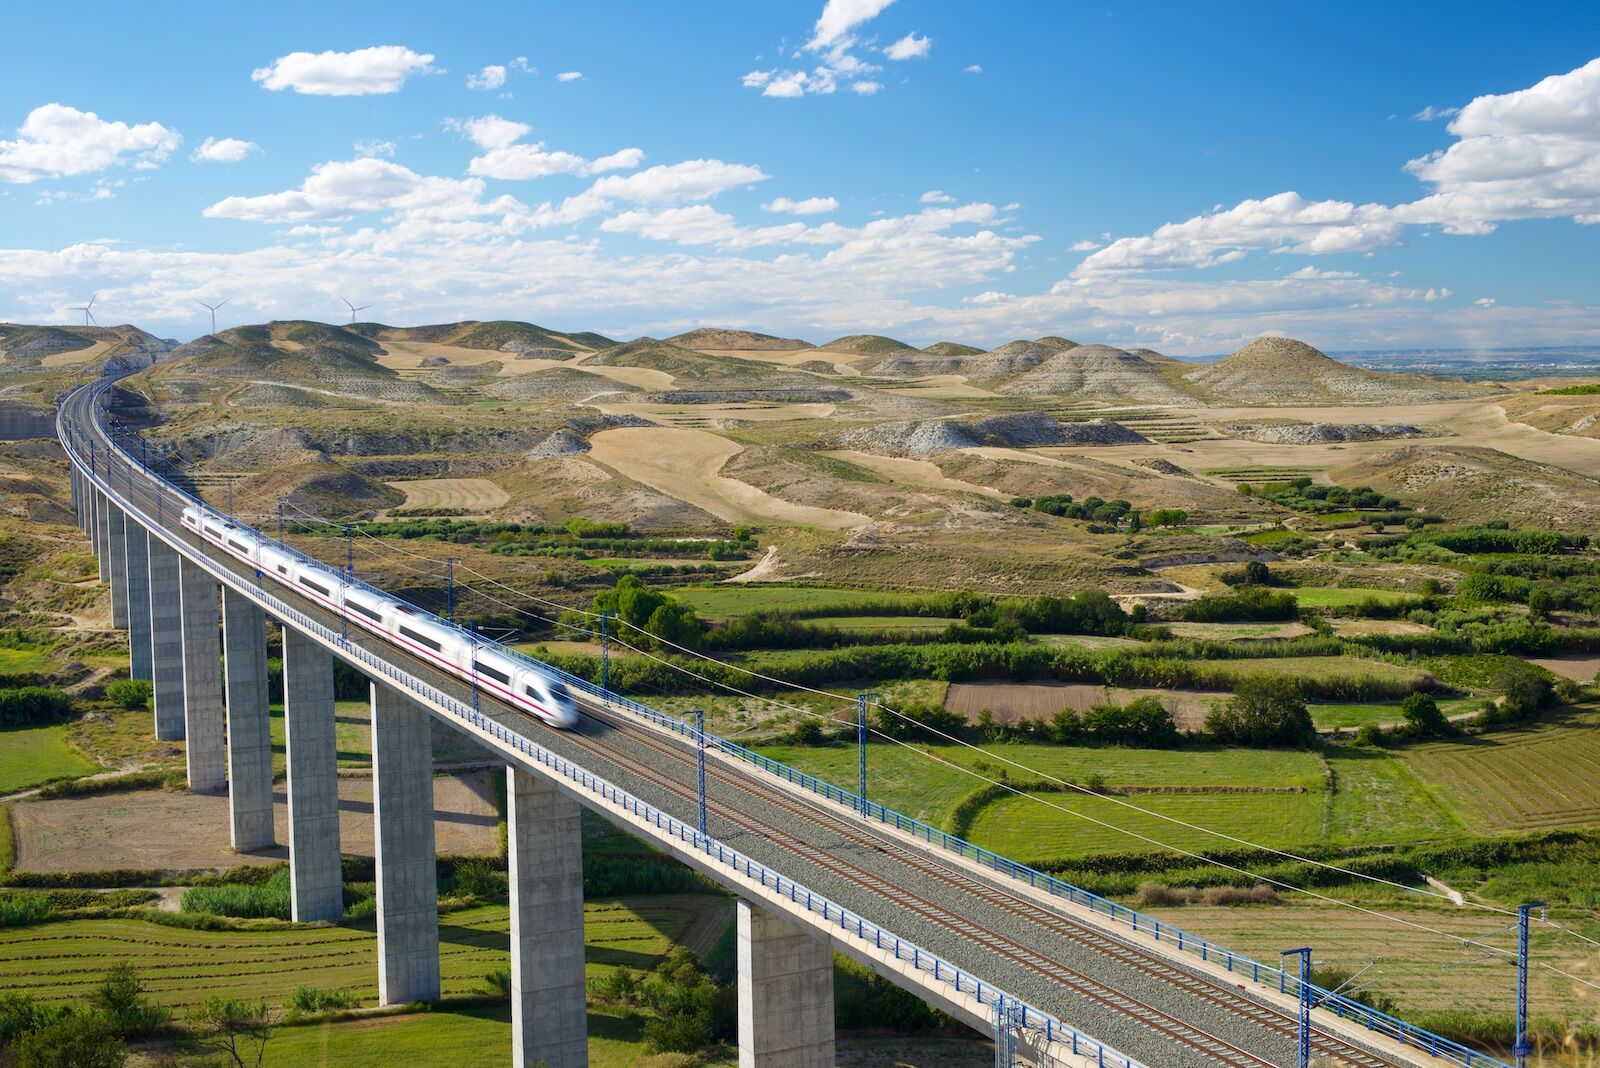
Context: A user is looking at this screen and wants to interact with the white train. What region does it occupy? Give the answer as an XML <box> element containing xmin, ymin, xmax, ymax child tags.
<box><xmin>180</xmin><ymin>505</ymin><xmax>581</xmax><ymax>729</ymax></box>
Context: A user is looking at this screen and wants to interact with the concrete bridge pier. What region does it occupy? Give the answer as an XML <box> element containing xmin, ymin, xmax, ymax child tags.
<box><xmin>222</xmin><ymin>589</ymin><xmax>275</xmax><ymax>852</ymax></box>
<box><xmin>124</xmin><ymin>524</ymin><xmax>154</xmax><ymax>680</ymax></box>
<box><xmin>179</xmin><ymin>558</ymin><xmax>226</xmax><ymax>793</ymax></box>
<box><xmin>370</xmin><ymin>684</ymin><xmax>441</xmax><ymax>1006</ymax></box>
<box><xmin>146</xmin><ymin>539</ymin><xmax>187</xmax><ymax>741</ymax></box>
<box><xmin>106</xmin><ymin>502</ymin><xmax>129</xmax><ymax>629</ymax></box>
<box><xmin>283</xmin><ymin>629</ymin><xmax>343</xmax><ymax>922</ymax></box>
<box><xmin>94</xmin><ymin>490</ymin><xmax>110</xmax><ymax>582</ymax></box>
<box><xmin>736</xmin><ymin>899</ymin><xmax>836</xmax><ymax>1068</ymax></box>
<box><xmin>507</xmin><ymin>767</ymin><xmax>588</xmax><ymax>1068</ymax></box>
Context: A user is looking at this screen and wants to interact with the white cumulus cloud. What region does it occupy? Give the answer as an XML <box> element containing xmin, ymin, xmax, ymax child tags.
<box><xmin>963</xmin><ymin>64</ymin><xmax>983</xmax><ymax>75</ymax></box>
<box><xmin>556</xmin><ymin>71</ymin><xmax>584</xmax><ymax>82</ymax></box>
<box><xmin>467</xmin><ymin>65</ymin><xmax>506</xmax><ymax>90</ymax></box>
<box><xmin>252</xmin><ymin>46</ymin><xmax>436</xmax><ymax>96</ymax></box>
<box><xmin>191</xmin><ymin>137</ymin><xmax>260</xmax><ymax>163</ymax></box>
<box><xmin>920</xmin><ymin>190</ymin><xmax>954</xmax><ymax>204</ymax></box>
<box><xmin>447</xmin><ymin>115</ymin><xmax>643</xmax><ymax>181</ymax></box>
<box><xmin>884</xmin><ymin>32</ymin><xmax>931</xmax><ymax>60</ymax></box>
<box><xmin>764</xmin><ymin>196</ymin><xmax>839</xmax><ymax>215</ymax></box>
<box><xmin>0</xmin><ymin>104</ymin><xmax>180</xmax><ymax>183</ymax></box>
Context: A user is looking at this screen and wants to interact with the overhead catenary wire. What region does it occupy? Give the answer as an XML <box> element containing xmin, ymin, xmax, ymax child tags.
<box><xmin>140</xmin><ymin>430</ymin><xmax>1600</xmax><ymax>957</ymax></box>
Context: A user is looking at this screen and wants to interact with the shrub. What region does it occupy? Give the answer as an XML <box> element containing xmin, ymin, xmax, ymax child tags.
<box><xmin>0</xmin><ymin>687</ymin><xmax>72</xmax><ymax>728</ymax></box>
<box><xmin>103</xmin><ymin>680</ymin><xmax>152</xmax><ymax>712</ymax></box>
<box><xmin>92</xmin><ymin>965</ymin><xmax>167</xmax><ymax>1037</ymax></box>
<box><xmin>1181</xmin><ymin>586</ymin><xmax>1298</xmax><ymax>623</ymax></box>
<box><xmin>1400</xmin><ymin>692</ymin><xmax>1450</xmax><ymax>737</ymax></box>
<box><xmin>1080</xmin><ymin>696</ymin><xmax>1180</xmax><ymax>748</ymax></box>
<box><xmin>448</xmin><ymin>859</ymin><xmax>506</xmax><ymax>902</ymax></box>
<box><xmin>1204</xmin><ymin>677</ymin><xmax>1315</xmax><ymax>748</ymax></box>
<box><xmin>285</xmin><ymin>986</ymin><xmax>359</xmax><ymax>1019</ymax></box>
<box><xmin>478</xmin><ymin>969</ymin><xmax>511</xmax><ymax>999</ymax></box>
<box><xmin>180</xmin><ymin>867</ymin><xmax>290</xmax><ymax>919</ymax></box>
<box><xmin>12</xmin><ymin>1012</ymin><xmax>126</xmax><ymax>1068</ymax></box>
<box><xmin>0</xmin><ymin>894</ymin><xmax>52</xmax><ymax>927</ymax></box>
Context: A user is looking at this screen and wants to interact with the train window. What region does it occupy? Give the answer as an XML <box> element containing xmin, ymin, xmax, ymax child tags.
<box><xmin>524</xmin><ymin>685</ymin><xmax>543</xmax><ymax>700</ymax></box>
<box><xmin>298</xmin><ymin>576</ymin><xmax>330</xmax><ymax>596</ymax></box>
<box><xmin>478</xmin><ymin>663</ymin><xmax>510</xmax><ymax>685</ymax></box>
<box><xmin>228</xmin><ymin>539</ymin><xmax>251</xmax><ymax>553</ymax></box>
<box><xmin>275</xmin><ymin>564</ymin><xmax>289</xmax><ymax>575</ymax></box>
<box><xmin>346</xmin><ymin>599</ymin><xmax>382</xmax><ymax>622</ymax></box>
<box><xmin>397</xmin><ymin>625</ymin><xmax>442</xmax><ymax>652</ymax></box>
<box><xmin>393</xmin><ymin>603</ymin><xmax>416</xmax><ymax>615</ymax></box>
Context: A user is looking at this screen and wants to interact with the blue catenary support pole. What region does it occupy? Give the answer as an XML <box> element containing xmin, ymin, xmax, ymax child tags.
<box><xmin>344</xmin><ymin>523</ymin><xmax>353</xmax><ymax>576</ymax></box>
<box><xmin>1282</xmin><ymin>948</ymin><xmax>1312</xmax><ymax>1068</ymax></box>
<box><xmin>694</xmin><ymin>707</ymin><xmax>707</xmax><ymax>837</ymax></box>
<box><xmin>857</xmin><ymin>691</ymin><xmax>877</xmax><ymax>814</ymax></box>
<box><xmin>599</xmin><ymin>611</ymin><xmax>610</xmax><ymax>693</ymax></box>
<box><xmin>446</xmin><ymin>557</ymin><xmax>456</xmax><ymax>623</ymax></box>
<box><xmin>469</xmin><ymin>622</ymin><xmax>480</xmax><ymax>714</ymax></box>
<box><xmin>1516</xmin><ymin>902</ymin><xmax>1545</xmax><ymax>1067</ymax></box>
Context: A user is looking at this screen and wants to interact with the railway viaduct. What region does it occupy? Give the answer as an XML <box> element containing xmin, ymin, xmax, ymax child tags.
<box><xmin>58</xmin><ymin>378</ymin><xmax>1506</xmax><ymax>1068</ymax></box>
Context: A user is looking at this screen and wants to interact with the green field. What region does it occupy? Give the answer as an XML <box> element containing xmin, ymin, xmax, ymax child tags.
<box><xmin>804</xmin><ymin>615</ymin><xmax>958</xmax><ymax>631</ymax></box>
<box><xmin>1310</xmin><ymin>696</ymin><xmax>1480</xmax><ymax>730</ymax></box>
<box><xmin>0</xmin><ymin>896</ymin><xmax>725</xmax><ymax>1011</ymax></box>
<box><xmin>1293</xmin><ymin>587</ymin><xmax>1419</xmax><ymax>608</ymax></box>
<box><xmin>668</xmin><ymin>585</ymin><xmax>916</xmax><ymax>619</ymax></box>
<box><xmin>760</xmin><ymin>740</ymin><xmax>1326</xmax><ymax>826</ymax></box>
<box><xmin>1211</xmin><ymin>655</ymin><xmax>1431</xmax><ymax>686</ymax></box>
<box><xmin>1401</xmin><ymin>707</ymin><xmax>1600</xmax><ymax>833</ymax></box>
<box><xmin>0</xmin><ymin>723</ymin><xmax>97</xmax><ymax>793</ymax></box>
<box><xmin>969</xmin><ymin>789</ymin><xmax>1326</xmax><ymax>860</ymax></box>
<box><xmin>267</xmin><ymin>700</ymin><xmax>375</xmax><ymax>770</ymax></box>
<box><xmin>0</xmin><ymin>645</ymin><xmax>57</xmax><ymax>675</ymax></box>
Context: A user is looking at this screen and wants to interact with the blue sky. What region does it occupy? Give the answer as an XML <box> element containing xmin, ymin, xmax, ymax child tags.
<box><xmin>1</xmin><ymin>1</ymin><xmax>1597</xmax><ymax>353</ymax></box>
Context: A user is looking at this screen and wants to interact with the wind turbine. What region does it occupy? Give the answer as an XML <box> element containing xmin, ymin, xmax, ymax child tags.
<box><xmin>341</xmin><ymin>298</ymin><xmax>373</xmax><ymax>325</ymax></box>
<box><xmin>195</xmin><ymin>298</ymin><xmax>229</xmax><ymax>335</ymax></box>
<box><xmin>71</xmin><ymin>294</ymin><xmax>98</xmax><ymax>327</ymax></box>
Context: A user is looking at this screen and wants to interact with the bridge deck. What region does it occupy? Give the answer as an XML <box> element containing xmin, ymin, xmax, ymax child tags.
<box><xmin>67</xmin><ymin>384</ymin><xmax>1448</xmax><ymax>1068</ymax></box>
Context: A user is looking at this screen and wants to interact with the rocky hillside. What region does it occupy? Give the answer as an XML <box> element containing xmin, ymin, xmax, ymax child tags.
<box><xmin>1228</xmin><ymin>422</ymin><xmax>1426</xmax><ymax>445</ymax></box>
<box><xmin>922</xmin><ymin>341</ymin><xmax>984</xmax><ymax>358</ymax></box>
<box><xmin>0</xmin><ymin>323</ymin><xmax>173</xmax><ymax>372</ymax></box>
<box><xmin>161</xmin><ymin>321</ymin><xmax>440</xmax><ymax>403</ymax></box>
<box><xmin>666</xmin><ymin>328</ymin><xmax>812</xmax><ymax>351</ymax></box>
<box><xmin>1184</xmin><ymin>337</ymin><xmax>1486</xmax><ymax>405</ymax></box>
<box><xmin>989</xmin><ymin>344</ymin><xmax>1193</xmax><ymax>403</ymax></box>
<box><xmin>351</xmin><ymin>320</ymin><xmax>614</xmax><ymax>354</ymax></box>
<box><xmin>840</xmin><ymin>413</ymin><xmax>1148</xmax><ymax>456</ymax></box>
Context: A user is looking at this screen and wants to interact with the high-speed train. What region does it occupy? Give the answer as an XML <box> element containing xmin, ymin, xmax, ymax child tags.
<box><xmin>181</xmin><ymin>505</ymin><xmax>581</xmax><ymax>729</ymax></box>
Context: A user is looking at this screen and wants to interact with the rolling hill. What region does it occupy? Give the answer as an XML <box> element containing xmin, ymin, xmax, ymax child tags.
<box><xmin>666</xmin><ymin>328</ymin><xmax>813</xmax><ymax>351</ymax></box>
<box><xmin>816</xmin><ymin>334</ymin><xmax>918</xmax><ymax>357</ymax></box>
<box><xmin>1183</xmin><ymin>337</ymin><xmax>1488</xmax><ymax>405</ymax></box>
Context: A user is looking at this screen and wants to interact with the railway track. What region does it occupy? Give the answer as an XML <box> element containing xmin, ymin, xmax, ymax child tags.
<box><xmin>69</xmin><ymin>393</ymin><xmax>1404</xmax><ymax>1068</ymax></box>
<box><xmin>575</xmin><ymin>702</ymin><xmax>1397</xmax><ymax>1068</ymax></box>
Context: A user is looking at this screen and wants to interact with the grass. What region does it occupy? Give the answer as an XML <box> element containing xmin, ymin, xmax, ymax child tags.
<box><xmin>667</xmin><ymin>584</ymin><xmax>917</xmax><ymax>620</ymax></box>
<box><xmin>0</xmin><ymin>646</ymin><xmax>57</xmax><ymax>675</ymax></box>
<box><xmin>1401</xmin><ymin>706</ymin><xmax>1600</xmax><ymax>832</ymax></box>
<box><xmin>1310</xmin><ymin>696</ymin><xmax>1479</xmax><ymax>730</ymax></box>
<box><xmin>261</xmin><ymin>1003</ymin><xmax>674</xmax><ymax>1068</ymax></box>
<box><xmin>1292</xmin><ymin>587</ymin><xmax>1419</xmax><ymax>608</ymax></box>
<box><xmin>1211</xmin><ymin>655</ymin><xmax>1431</xmax><ymax>686</ymax></box>
<box><xmin>804</xmin><ymin>615</ymin><xmax>959</xmax><ymax>631</ymax></box>
<box><xmin>0</xmin><ymin>723</ymin><xmax>97</xmax><ymax>793</ymax></box>
<box><xmin>759</xmin><ymin>740</ymin><xmax>1326</xmax><ymax>827</ymax></box>
<box><xmin>0</xmin><ymin>896</ymin><xmax>725</xmax><ymax>1011</ymax></box>
<box><xmin>1323</xmin><ymin>746</ymin><xmax>1463</xmax><ymax>842</ymax></box>
<box><xmin>968</xmin><ymin>789</ymin><xmax>1326</xmax><ymax>860</ymax></box>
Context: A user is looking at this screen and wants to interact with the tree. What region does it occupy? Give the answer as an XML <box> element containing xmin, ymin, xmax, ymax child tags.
<box><xmin>1205</xmin><ymin>677</ymin><xmax>1315</xmax><ymax>748</ymax></box>
<box><xmin>1527</xmin><ymin>587</ymin><xmax>1557</xmax><ymax>620</ymax></box>
<box><xmin>13</xmin><ymin>1014</ymin><xmax>125</xmax><ymax>1068</ymax></box>
<box><xmin>190</xmin><ymin>998</ymin><xmax>270</xmax><ymax>1068</ymax></box>
<box><xmin>1400</xmin><ymin>692</ymin><xmax>1449</xmax><ymax>737</ymax></box>
<box><xmin>1241</xmin><ymin>559</ymin><xmax>1273</xmax><ymax>586</ymax></box>
<box><xmin>92</xmin><ymin>964</ymin><xmax>166</xmax><ymax>1037</ymax></box>
<box><xmin>1493</xmin><ymin>661</ymin><xmax>1552</xmax><ymax>721</ymax></box>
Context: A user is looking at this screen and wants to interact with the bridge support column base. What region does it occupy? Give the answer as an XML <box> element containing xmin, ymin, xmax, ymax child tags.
<box><xmin>147</xmin><ymin>539</ymin><xmax>186</xmax><ymax>742</ymax></box>
<box><xmin>372</xmin><ymin>684</ymin><xmax>440</xmax><ymax>1006</ymax></box>
<box><xmin>95</xmin><ymin>491</ymin><xmax>110</xmax><ymax>585</ymax></box>
<box><xmin>223</xmin><ymin>590</ymin><xmax>275</xmax><ymax>852</ymax></box>
<box><xmin>508</xmin><ymin>767</ymin><xmax>587</xmax><ymax>1068</ymax></box>
<box><xmin>179</xmin><ymin>558</ymin><xmax>225</xmax><ymax>793</ymax></box>
<box><xmin>284</xmin><ymin>630</ymin><xmax>342</xmax><ymax>923</ymax></box>
<box><xmin>737</xmin><ymin>899</ymin><xmax>835</xmax><ymax>1068</ymax></box>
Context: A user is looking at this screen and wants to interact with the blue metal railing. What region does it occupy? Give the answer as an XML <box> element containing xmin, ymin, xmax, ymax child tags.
<box><xmin>69</xmin><ymin>381</ymin><xmax>1507</xmax><ymax>1068</ymax></box>
<box><xmin>59</xmin><ymin>383</ymin><xmax>1137</xmax><ymax>1068</ymax></box>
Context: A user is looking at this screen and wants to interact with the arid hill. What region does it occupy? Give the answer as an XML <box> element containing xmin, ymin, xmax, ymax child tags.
<box><xmin>922</xmin><ymin>341</ymin><xmax>984</xmax><ymax>358</ymax></box>
<box><xmin>816</xmin><ymin>334</ymin><xmax>917</xmax><ymax>357</ymax></box>
<box><xmin>1184</xmin><ymin>337</ymin><xmax>1487</xmax><ymax>405</ymax></box>
<box><xmin>989</xmin><ymin>344</ymin><xmax>1193</xmax><ymax>403</ymax></box>
<box><xmin>666</xmin><ymin>328</ymin><xmax>812</xmax><ymax>351</ymax></box>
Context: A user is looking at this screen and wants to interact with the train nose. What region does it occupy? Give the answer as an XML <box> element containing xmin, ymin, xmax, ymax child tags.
<box><xmin>554</xmin><ymin>703</ymin><xmax>581</xmax><ymax>729</ymax></box>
